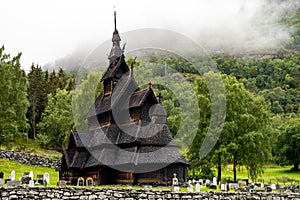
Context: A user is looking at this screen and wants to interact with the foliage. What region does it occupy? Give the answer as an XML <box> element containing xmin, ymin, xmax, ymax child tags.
<box><xmin>38</xmin><ymin>89</ymin><xmax>74</xmax><ymax>151</ymax></box>
<box><xmin>72</xmin><ymin>71</ymin><xmax>102</xmax><ymax>130</ymax></box>
<box><xmin>0</xmin><ymin>46</ymin><xmax>29</xmax><ymax>148</ymax></box>
<box><xmin>275</xmin><ymin>117</ymin><xmax>300</xmax><ymax>171</ymax></box>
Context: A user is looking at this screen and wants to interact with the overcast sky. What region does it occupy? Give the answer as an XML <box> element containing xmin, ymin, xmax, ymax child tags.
<box><xmin>1</xmin><ymin>0</ymin><xmax>298</xmax><ymax>72</ymax></box>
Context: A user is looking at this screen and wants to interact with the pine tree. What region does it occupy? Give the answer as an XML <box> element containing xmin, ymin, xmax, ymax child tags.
<box><xmin>26</xmin><ymin>64</ymin><xmax>47</xmax><ymax>139</ymax></box>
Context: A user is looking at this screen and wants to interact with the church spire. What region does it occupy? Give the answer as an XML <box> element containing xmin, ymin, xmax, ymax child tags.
<box><xmin>108</xmin><ymin>10</ymin><xmax>122</xmax><ymax>64</ymax></box>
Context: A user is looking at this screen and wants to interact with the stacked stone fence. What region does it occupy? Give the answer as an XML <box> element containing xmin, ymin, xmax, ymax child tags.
<box><xmin>0</xmin><ymin>150</ymin><xmax>61</xmax><ymax>170</ymax></box>
<box><xmin>0</xmin><ymin>187</ymin><xmax>300</xmax><ymax>200</ymax></box>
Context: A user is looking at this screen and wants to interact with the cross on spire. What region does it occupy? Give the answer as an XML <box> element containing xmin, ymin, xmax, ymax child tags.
<box><xmin>114</xmin><ymin>10</ymin><xmax>117</xmax><ymax>31</ymax></box>
<box><xmin>108</xmin><ymin>10</ymin><xmax>122</xmax><ymax>64</ymax></box>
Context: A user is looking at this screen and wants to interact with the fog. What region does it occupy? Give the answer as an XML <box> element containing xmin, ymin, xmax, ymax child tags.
<box><xmin>0</xmin><ymin>0</ymin><xmax>299</xmax><ymax>71</ymax></box>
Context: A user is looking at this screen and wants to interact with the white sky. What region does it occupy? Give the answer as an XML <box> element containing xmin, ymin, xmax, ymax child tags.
<box><xmin>0</xmin><ymin>0</ymin><xmax>295</xmax><ymax>72</ymax></box>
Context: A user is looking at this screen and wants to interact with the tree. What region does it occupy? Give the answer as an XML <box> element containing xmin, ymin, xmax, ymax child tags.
<box><xmin>37</xmin><ymin>89</ymin><xmax>74</xmax><ymax>150</ymax></box>
<box><xmin>222</xmin><ymin>75</ymin><xmax>270</xmax><ymax>182</ymax></box>
<box><xmin>275</xmin><ymin>117</ymin><xmax>300</xmax><ymax>171</ymax></box>
<box><xmin>72</xmin><ymin>71</ymin><xmax>102</xmax><ymax>130</ymax></box>
<box><xmin>26</xmin><ymin>64</ymin><xmax>47</xmax><ymax>139</ymax></box>
<box><xmin>0</xmin><ymin>46</ymin><xmax>29</xmax><ymax>148</ymax></box>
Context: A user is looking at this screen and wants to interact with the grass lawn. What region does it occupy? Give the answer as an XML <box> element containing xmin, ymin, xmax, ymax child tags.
<box><xmin>0</xmin><ymin>158</ymin><xmax>59</xmax><ymax>186</ymax></box>
<box><xmin>222</xmin><ymin>164</ymin><xmax>300</xmax><ymax>184</ymax></box>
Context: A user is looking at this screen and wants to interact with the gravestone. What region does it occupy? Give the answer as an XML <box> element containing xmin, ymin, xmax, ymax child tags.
<box><xmin>0</xmin><ymin>178</ymin><xmax>3</xmax><ymax>187</ymax></box>
<box><xmin>7</xmin><ymin>180</ymin><xmax>21</xmax><ymax>187</ymax></box>
<box><xmin>144</xmin><ymin>185</ymin><xmax>152</xmax><ymax>191</ymax></box>
<box><xmin>271</xmin><ymin>184</ymin><xmax>276</xmax><ymax>191</ymax></box>
<box><xmin>172</xmin><ymin>173</ymin><xmax>179</xmax><ymax>192</ymax></box>
<box><xmin>205</xmin><ymin>179</ymin><xmax>210</xmax><ymax>187</ymax></box>
<box><xmin>36</xmin><ymin>174</ymin><xmax>44</xmax><ymax>184</ymax></box>
<box><xmin>57</xmin><ymin>180</ymin><xmax>67</xmax><ymax>188</ymax></box>
<box><xmin>29</xmin><ymin>180</ymin><xmax>34</xmax><ymax>187</ymax></box>
<box><xmin>195</xmin><ymin>182</ymin><xmax>201</xmax><ymax>192</ymax></box>
<box><xmin>10</xmin><ymin>170</ymin><xmax>15</xmax><ymax>181</ymax></box>
<box><xmin>21</xmin><ymin>176</ymin><xmax>31</xmax><ymax>184</ymax></box>
<box><xmin>213</xmin><ymin>177</ymin><xmax>217</xmax><ymax>186</ymax></box>
<box><xmin>86</xmin><ymin>177</ymin><xmax>93</xmax><ymax>188</ymax></box>
<box><xmin>23</xmin><ymin>172</ymin><xmax>29</xmax><ymax>177</ymax></box>
<box><xmin>29</xmin><ymin>171</ymin><xmax>33</xmax><ymax>180</ymax></box>
<box><xmin>221</xmin><ymin>183</ymin><xmax>226</xmax><ymax>191</ymax></box>
<box><xmin>199</xmin><ymin>179</ymin><xmax>203</xmax><ymax>185</ymax></box>
<box><xmin>43</xmin><ymin>173</ymin><xmax>50</xmax><ymax>184</ymax></box>
<box><xmin>187</xmin><ymin>180</ymin><xmax>193</xmax><ymax>192</ymax></box>
<box><xmin>77</xmin><ymin>177</ymin><xmax>85</xmax><ymax>186</ymax></box>
<box><xmin>0</xmin><ymin>172</ymin><xmax>4</xmax><ymax>179</ymax></box>
<box><xmin>229</xmin><ymin>183</ymin><xmax>239</xmax><ymax>190</ymax></box>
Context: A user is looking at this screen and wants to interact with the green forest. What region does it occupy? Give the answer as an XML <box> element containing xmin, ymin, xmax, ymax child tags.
<box><xmin>1</xmin><ymin>6</ymin><xmax>300</xmax><ymax>183</ymax></box>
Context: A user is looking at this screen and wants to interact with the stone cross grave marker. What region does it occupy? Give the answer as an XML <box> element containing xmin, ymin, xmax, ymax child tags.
<box><xmin>43</xmin><ymin>173</ymin><xmax>50</xmax><ymax>184</ymax></box>
<box><xmin>172</xmin><ymin>173</ymin><xmax>179</xmax><ymax>192</ymax></box>
<box><xmin>10</xmin><ymin>170</ymin><xmax>15</xmax><ymax>181</ymax></box>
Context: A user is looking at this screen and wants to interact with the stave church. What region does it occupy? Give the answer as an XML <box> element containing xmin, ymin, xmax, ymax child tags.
<box><xmin>59</xmin><ymin>12</ymin><xmax>189</xmax><ymax>185</ymax></box>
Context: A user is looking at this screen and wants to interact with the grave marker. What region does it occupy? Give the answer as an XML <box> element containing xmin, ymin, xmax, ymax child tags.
<box><xmin>29</xmin><ymin>180</ymin><xmax>34</xmax><ymax>187</ymax></box>
<box><xmin>187</xmin><ymin>180</ymin><xmax>193</xmax><ymax>192</ymax></box>
<box><xmin>10</xmin><ymin>170</ymin><xmax>15</xmax><ymax>181</ymax></box>
<box><xmin>29</xmin><ymin>171</ymin><xmax>33</xmax><ymax>180</ymax></box>
<box><xmin>172</xmin><ymin>173</ymin><xmax>179</xmax><ymax>192</ymax></box>
<box><xmin>86</xmin><ymin>177</ymin><xmax>93</xmax><ymax>187</ymax></box>
<box><xmin>195</xmin><ymin>182</ymin><xmax>201</xmax><ymax>192</ymax></box>
<box><xmin>77</xmin><ymin>177</ymin><xmax>85</xmax><ymax>186</ymax></box>
<box><xmin>212</xmin><ymin>177</ymin><xmax>217</xmax><ymax>186</ymax></box>
<box><xmin>7</xmin><ymin>180</ymin><xmax>21</xmax><ymax>187</ymax></box>
<box><xmin>0</xmin><ymin>178</ymin><xmax>3</xmax><ymax>187</ymax></box>
<box><xmin>57</xmin><ymin>180</ymin><xmax>67</xmax><ymax>188</ymax></box>
<box><xmin>43</xmin><ymin>173</ymin><xmax>50</xmax><ymax>184</ymax></box>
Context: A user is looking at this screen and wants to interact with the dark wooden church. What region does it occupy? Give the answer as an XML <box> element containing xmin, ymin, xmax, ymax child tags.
<box><xmin>60</xmin><ymin>12</ymin><xmax>189</xmax><ymax>185</ymax></box>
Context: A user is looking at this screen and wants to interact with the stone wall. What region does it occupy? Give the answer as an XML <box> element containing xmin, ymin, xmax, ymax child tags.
<box><xmin>0</xmin><ymin>187</ymin><xmax>299</xmax><ymax>200</ymax></box>
<box><xmin>0</xmin><ymin>150</ymin><xmax>61</xmax><ymax>170</ymax></box>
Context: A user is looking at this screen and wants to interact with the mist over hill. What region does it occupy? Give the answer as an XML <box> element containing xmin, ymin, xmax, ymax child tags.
<box><xmin>43</xmin><ymin>0</ymin><xmax>300</xmax><ymax>72</ymax></box>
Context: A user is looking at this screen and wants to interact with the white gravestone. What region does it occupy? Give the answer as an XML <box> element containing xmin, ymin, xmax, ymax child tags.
<box><xmin>29</xmin><ymin>180</ymin><xmax>35</xmax><ymax>187</ymax></box>
<box><xmin>213</xmin><ymin>177</ymin><xmax>217</xmax><ymax>186</ymax></box>
<box><xmin>221</xmin><ymin>183</ymin><xmax>226</xmax><ymax>191</ymax></box>
<box><xmin>205</xmin><ymin>179</ymin><xmax>210</xmax><ymax>186</ymax></box>
<box><xmin>0</xmin><ymin>178</ymin><xmax>3</xmax><ymax>186</ymax></box>
<box><xmin>10</xmin><ymin>170</ymin><xmax>15</xmax><ymax>181</ymax></box>
<box><xmin>43</xmin><ymin>173</ymin><xmax>50</xmax><ymax>184</ymax></box>
<box><xmin>29</xmin><ymin>171</ymin><xmax>33</xmax><ymax>180</ymax></box>
<box><xmin>172</xmin><ymin>173</ymin><xmax>180</xmax><ymax>192</ymax></box>
<box><xmin>271</xmin><ymin>184</ymin><xmax>276</xmax><ymax>190</ymax></box>
<box><xmin>187</xmin><ymin>180</ymin><xmax>193</xmax><ymax>192</ymax></box>
<box><xmin>195</xmin><ymin>182</ymin><xmax>201</xmax><ymax>192</ymax></box>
